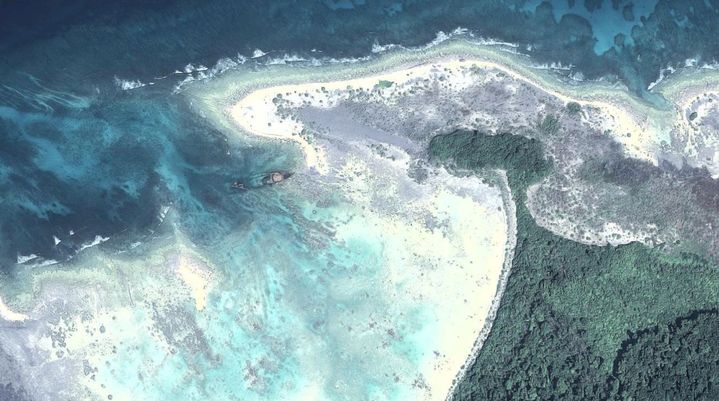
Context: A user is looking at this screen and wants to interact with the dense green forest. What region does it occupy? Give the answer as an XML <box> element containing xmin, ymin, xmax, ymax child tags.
<box><xmin>429</xmin><ymin>130</ymin><xmax>719</xmax><ymax>401</ymax></box>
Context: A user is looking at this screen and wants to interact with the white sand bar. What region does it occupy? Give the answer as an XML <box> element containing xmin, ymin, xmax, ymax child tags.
<box><xmin>0</xmin><ymin>295</ymin><xmax>28</xmax><ymax>321</ymax></box>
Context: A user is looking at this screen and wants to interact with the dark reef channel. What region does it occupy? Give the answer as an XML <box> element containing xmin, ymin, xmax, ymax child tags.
<box><xmin>0</xmin><ymin>89</ymin><xmax>300</xmax><ymax>270</ymax></box>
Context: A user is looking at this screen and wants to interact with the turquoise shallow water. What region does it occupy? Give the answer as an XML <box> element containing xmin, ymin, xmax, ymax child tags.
<box><xmin>39</xmin><ymin>143</ymin><xmax>510</xmax><ymax>401</ymax></box>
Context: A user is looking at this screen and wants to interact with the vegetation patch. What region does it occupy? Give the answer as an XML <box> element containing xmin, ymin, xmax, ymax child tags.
<box><xmin>537</xmin><ymin>114</ymin><xmax>561</xmax><ymax>135</ymax></box>
<box><xmin>566</xmin><ymin>102</ymin><xmax>582</xmax><ymax>115</ymax></box>
<box><xmin>375</xmin><ymin>80</ymin><xmax>394</xmax><ymax>89</ymax></box>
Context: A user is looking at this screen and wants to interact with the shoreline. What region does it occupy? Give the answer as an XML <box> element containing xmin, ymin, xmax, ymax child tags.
<box><xmin>0</xmin><ymin>295</ymin><xmax>29</xmax><ymax>322</ymax></box>
<box><xmin>2</xmin><ymin>37</ymin><xmax>716</xmax><ymax>401</ymax></box>
<box><xmin>442</xmin><ymin>170</ymin><xmax>518</xmax><ymax>401</ymax></box>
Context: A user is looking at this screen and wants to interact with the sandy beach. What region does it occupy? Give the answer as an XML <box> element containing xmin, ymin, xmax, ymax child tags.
<box><xmin>229</xmin><ymin>57</ymin><xmax>665</xmax><ymax>174</ymax></box>
<box><xmin>0</xmin><ymin>295</ymin><xmax>28</xmax><ymax>322</ymax></box>
<box><xmin>188</xmin><ymin>38</ymin><xmax>719</xmax><ymax>401</ymax></box>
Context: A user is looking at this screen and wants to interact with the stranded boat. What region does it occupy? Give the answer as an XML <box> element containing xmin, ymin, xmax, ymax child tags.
<box><xmin>263</xmin><ymin>171</ymin><xmax>292</xmax><ymax>185</ymax></box>
<box><xmin>231</xmin><ymin>171</ymin><xmax>292</xmax><ymax>190</ymax></box>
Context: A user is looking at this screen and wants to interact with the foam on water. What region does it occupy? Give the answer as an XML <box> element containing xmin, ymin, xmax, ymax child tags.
<box><xmin>77</xmin><ymin>235</ymin><xmax>110</xmax><ymax>252</ymax></box>
<box><xmin>15</xmin><ymin>254</ymin><xmax>37</xmax><ymax>264</ymax></box>
<box><xmin>150</xmin><ymin>29</ymin><xmax>527</xmax><ymax>94</ymax></box>
<box><xmin>114</xmin><ymin>77</ymin><xmax>147</xmax><ymax>91</ymax></box>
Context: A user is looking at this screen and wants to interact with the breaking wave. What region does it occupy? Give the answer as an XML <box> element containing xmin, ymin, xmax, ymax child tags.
<box><xmin>114</xmin><ymin>77</ymin><xmax>147</xmax><ymax>91</ymax></box>
<box><xmin>114</xmin><ymin>28</ymin><xmax>532</xmax><ymax>94</ymax></box>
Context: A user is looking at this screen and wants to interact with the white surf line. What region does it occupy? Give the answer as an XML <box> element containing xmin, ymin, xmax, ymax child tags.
<box><xmin>224</xmin><ymin>66</ymin><xmax>518</xmax><ymax>401</ymax></box>
<box><xmin>192</xmin><ymin>39</ymin><xmax>719</xmax><ymax>184</ymax></box>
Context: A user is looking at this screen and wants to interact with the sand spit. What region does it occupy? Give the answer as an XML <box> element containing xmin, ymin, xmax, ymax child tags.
<box><xmin>191</xmin><ymin>38</ymin><xmax>719</xmax><ymax>250</ymax></box>
<box><xmin>443</xmin><ymin>171</ymin><xmax>517</xmax><ymax>401</ymax></box>
<box><xmin>2</xmin><ymin>39</ymin><xmax>717</xmax><ymax>401</ymax></box>
<box><xmin>176</xmin><ymin>252</ymin><xmax>213</xmax><ymax>311</ymax></box>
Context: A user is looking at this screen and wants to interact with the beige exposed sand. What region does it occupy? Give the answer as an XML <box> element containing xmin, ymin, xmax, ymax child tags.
<box><xmin>176</xmin><ymin>253</ymin><xmax>212</xmax><ymax>311</ymax></box>
<box><xmin>225</xmin><ymin>56</ymin><xmax>660</xmax><ymax>399</ymax></box>
<box><xmin>305</xmin><ymin>148</ymin><xmax>515</xmax><ymax>401</ymax></box>
<box><xmin>223</xmin><ymin>46</ymin><xmax>659</xmax><ymax>401</ymax></box>
<box><xmin>0</xmin><ymin>295</ymin><xmax>28</xmax><ymax>321</ymax></box>
<box><xmin>7</xmin><ymin>38</ymin><xmax>718</xmax><ymax>401</ymax></box>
